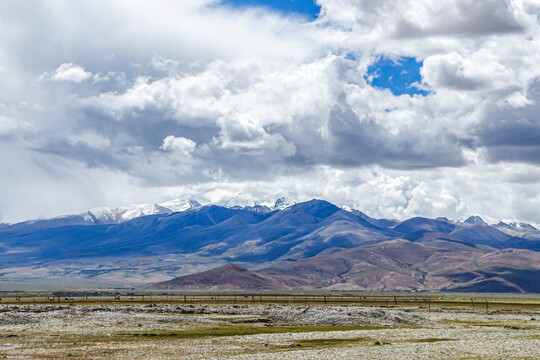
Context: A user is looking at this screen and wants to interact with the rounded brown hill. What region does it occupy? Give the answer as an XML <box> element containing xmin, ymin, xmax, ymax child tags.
<box><xmin>149</xmin><ymin>263</ymin><xmax>290</xmax><ymax>291</ymax></box>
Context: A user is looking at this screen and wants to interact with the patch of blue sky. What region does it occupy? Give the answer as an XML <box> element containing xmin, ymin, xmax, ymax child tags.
<box><xmin>343</xmin><ymin>52</ymin><xmax>358</xmax><ymax>61</ymax></box>
<box><xmin>221</xmin><ymin>0</ymin><xmax>321</xmax><ymax>20</ymax></box>
<box><xmin>365</xmin><ymin>56</ymin><xmax>429</xmax><ymax>96</ymax></box>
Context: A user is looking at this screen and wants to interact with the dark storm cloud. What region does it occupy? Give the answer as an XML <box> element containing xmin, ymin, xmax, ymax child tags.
<box><xmin>424</xmin><ymin>61</ymin><xmax>487</xmax><ymax>91</ymax></box>
<box><xmin>323</xmin><ymin>108</ymin><xmax>465</xmax><ymax>169</ymax></box>
<box><xmin>486</xmin><ymin>146</ymin><xmax>540</xmax><ymax>164</ymax></box>
<box><xmin>78</xmin><ymin>108</ymin><xmax>220</xmax><ymax>151</ymax></box>
<box><xmin>33</xmin><ymin>139</ymin><xmax>129</xmax><ymax>171</ymax></box>
<box><xmin>394</xmin><ymin>0</ymin><xmax>525</xmax><ymax>38</ymax></box>
<box><xmin>320</xmin><ymin>0</ymin><xmax>527</xmax><ymax>39</ymax></box>
<box><xmin>476</xmin><ymin>79</ymin><xmax>540</xmax><ymax>164</ymax></box>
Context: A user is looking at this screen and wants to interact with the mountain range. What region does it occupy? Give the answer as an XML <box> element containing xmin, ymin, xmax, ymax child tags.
<box><xmin>1</xmin><ymin>199</ymin><xmax>539</xmax><ymax>293</ymax></box>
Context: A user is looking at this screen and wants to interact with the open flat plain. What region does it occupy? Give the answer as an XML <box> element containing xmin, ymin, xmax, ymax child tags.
<box><xmin>0</xmin><ymin>295</ymin><xmax>539</xmax><ymax>359</ymax></box>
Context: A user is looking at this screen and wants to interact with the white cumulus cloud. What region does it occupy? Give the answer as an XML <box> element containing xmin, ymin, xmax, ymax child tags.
<box><xmin>160</xmin><ymin>135</ymin><xmax>197</xmax><ymax>155</ymax></box>
<box><xmin>46</xmin><ymin>63</ymin><xmax>92</xmax><ymax>83</ymax></box>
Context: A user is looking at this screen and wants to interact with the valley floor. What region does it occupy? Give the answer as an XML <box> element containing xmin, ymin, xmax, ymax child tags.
<box><xmin>0</xmin><ymin>303</ymin><xmax>539</xmax><ymax>359</ymax></box>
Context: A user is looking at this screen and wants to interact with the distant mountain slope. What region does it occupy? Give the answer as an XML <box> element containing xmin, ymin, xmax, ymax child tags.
<box><xmin>0</xmin><ymin>200</ymin><xmax>394</xmax><ymax>266</ymax></box>
<box><xmin>449</xmin><ymin>224</ymin><xmax>540</xmax><ymax>251</ymax></box>
<box><xmin>228</xmin><ymin>200</ymin><xmax>398</xmax><ymax>262</ymax></box>
<box><xmin>431</xmin><ymin>248</ymin><xmax>540</xmax><ymax>293</ymax></box>
<box><xmin>1</xmin><ymin>199</ymin><xmax>539</xmax><ymax>290</ymax></box>
<box><xmin>168</xmin><ymin>237</ymin><xmax>540</xmax><ymax>293</ymax></box>
<box><xmin>0</xmin><ymin>205</ymin><xmax>273</xmax><ymax>264</ymax></box>
<box><xmin>464</xmin><ymin>216</ymin><xmax>487</xmax><ymax>225</ymax></box>
<box><xmin>394</xmin><ymin>217</ymin><xmax>456</xmax><ymax>234</ymax></box>
<box><xmin>349</xmin><ymin>209</ymin><xmax>400</xmax><ymax>228</ymax></box>
<box><xmin>450</xmin><ymin>224</ymin><xmax>511</xmax><ymax>244</ymax></box>
<box><xmin>260</xmin><ymin>237</ymin><xmax>485</xmax><ymax>291</ymax></box>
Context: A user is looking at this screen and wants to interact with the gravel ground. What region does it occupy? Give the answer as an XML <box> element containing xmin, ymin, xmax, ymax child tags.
<box><xmin>0</xmin><ymin>304</ymin><xmax>538</xmax><ymax>359</ymax></box>
<box><xmin>216</xmin><ymin>326</ymin><xmax>540</xmax><ymax>359</ymax></box>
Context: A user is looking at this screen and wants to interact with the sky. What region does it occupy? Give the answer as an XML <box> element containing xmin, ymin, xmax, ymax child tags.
<box><xmin>1</xmin><ymin>0</ymin><xmax>540</xmax><ymax>225</ymax></box>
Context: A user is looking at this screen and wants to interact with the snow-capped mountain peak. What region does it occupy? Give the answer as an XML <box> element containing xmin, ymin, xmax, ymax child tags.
<box><xmin>509</xmin><ymin>221</ymin><xmax>538</xmax><ymax>230</ymax></box>
<box><xmin>84</xmin><ymin>207</ymin><xmax>126</xmax><ymax>223</ymax></box>
<box><xmin>219</xmin><ymin>196</ymin><xmax>296</xmax><ymax>213</ymax></box>
<box><xmin>85</xmin><ymin>203</ymin><xmax>173</xmax><ymax>224</ymax></box>
<box><xmin>121</xmin><ymin>203</ymin><xmax>172</xmax><ymax>221</ymax></box>
<box><xmin>159</xmin><ymin>198</ymin><xmax>201</xmax><ymax>213</ymax></box>
<box><xmin>272</xmin><ymin>197</ymin><xmax>296</xmax><ymax>210</ymax></box>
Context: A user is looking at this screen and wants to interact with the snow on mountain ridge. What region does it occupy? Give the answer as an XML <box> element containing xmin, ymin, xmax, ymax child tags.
<box><xmin>159</xmin><ymin>199</ymin><xmax>201</xmax><ymax>212</ymax></box>
<box><xmin>213</xmin><ymin>196</ymin><xmax>296</xmax><ymax>213</ymax></box>
<box><xmin>502</xmin><ymin>220</ymin><xmax>538</xmax><ymax>231</ymax></box>
<box><xmin>11</xmin><ymin>196</ymin><xmax>539</xmax><ymax>230</ymax></box>
<box><xmin>270</xmin><ymin>197</ymin><xmax>296</xmax><ymax>210</ymax></box>
<box><xmin>121</xmin><ymin>203</ymin><xmax>172</xmax><ymax>221</ymax></box>
<box><xmin>86</xmin><ymin>204</ymin><xmax>169</xmax><ymax>223</ymax></box>
<box><xmin>34</xmin><ymin>197</ymin><xmax>290</xmax><ymax>225</ymax></box>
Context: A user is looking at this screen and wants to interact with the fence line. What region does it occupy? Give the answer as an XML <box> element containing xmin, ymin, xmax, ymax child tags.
<box><xmin>0</xmin><ymin>293</ymin><xmax>538</xmax><ymax>310</ymax></box>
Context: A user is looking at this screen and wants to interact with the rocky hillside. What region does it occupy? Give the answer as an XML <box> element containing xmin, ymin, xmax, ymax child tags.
<box><xmin>153</xmin><ymin>234</ymin><xmax>540</xmax><ymax>293</ymax></box>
